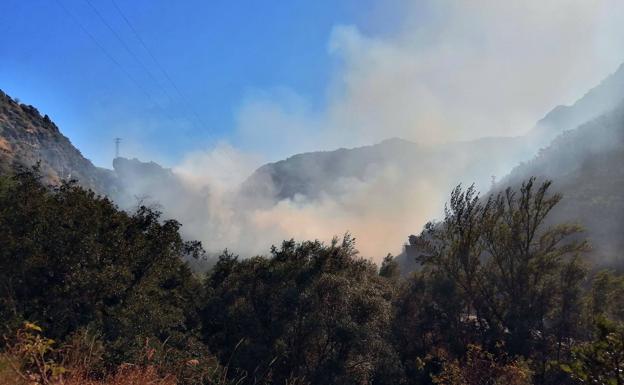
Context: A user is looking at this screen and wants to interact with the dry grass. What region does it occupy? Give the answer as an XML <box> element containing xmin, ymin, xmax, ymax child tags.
<box><xmin>56</xmin><ymin>366</ymin><xmax>177</xmax><ymax>385</ymax></box>
<box><xmin>0</xmin><ymin>323</ymin><xmax>179</xmax><ymax>385</ymax></box>
<box><xmin>0</xmin><ymin>359</ymin><xmax>177</xmax><ymax>385</ymax></box>
<box><xmin>0</xmin><ymin>354</ymin><xmax>28</xmax><ymax>385</ymax></box>
<box><xmin>1</xmin><ymin>324</ymin><xmax>304</xmax><ymax>385</ymax></box>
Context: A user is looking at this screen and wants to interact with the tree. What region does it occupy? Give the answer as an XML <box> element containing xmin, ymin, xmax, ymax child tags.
<box><xmin>478</xmin><ymin>179</ymin><xmax>588</xmax><ymax>358</ymax></box>
<box><xmin>0</xmin><ymin>168</ymin><xmax>205</xmax><ymax>367</ymax></box>
<box><xmin>565</xmin><ymin>319</ymin><xmax>624</xmax><ymax>385</ymax></box>
<box><xmin>395</xmin><ymin>179</ymin><xmax>588</xmax><ymax>384</ymax></box>
<box><xmin>202</xmin><ymin>236</ymin><xmax>400</xmax><ymax>385</ymax></box>
<box><xmin>379</xmin><ymin>254</ymin><xmax>400</xmax><ymax>279</ymax></box>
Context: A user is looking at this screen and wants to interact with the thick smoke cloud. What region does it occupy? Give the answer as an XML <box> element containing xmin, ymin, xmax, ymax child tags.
<box><xmin>128</xmin><ymin>1</ymin><xmax>624</xmax><ymax>261</ymax></box>
<box><xmin>235</xmin><ymin>0</ymin><xmax>624</xmax><ymax>158</ymax></box>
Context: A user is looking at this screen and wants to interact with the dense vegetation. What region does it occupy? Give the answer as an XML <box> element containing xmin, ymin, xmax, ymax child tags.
<box><xmin>1</xmin><ymin>169</ymin><xmax>623</xmax><ymax>385</ymax></box>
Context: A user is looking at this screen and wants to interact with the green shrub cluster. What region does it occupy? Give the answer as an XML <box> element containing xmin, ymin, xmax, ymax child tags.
<box><xmin>1</xmin><ymin>169</ymin><xmax>623</xmax><ymax>385</ymax></box>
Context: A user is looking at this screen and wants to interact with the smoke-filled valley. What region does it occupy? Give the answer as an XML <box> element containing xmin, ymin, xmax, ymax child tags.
<box><xmin>4</xmin><ymin>2</ymin><xmax>624</xmax><ymax>384</ymax></box>
<box><xmin>3</xmin><ymin>60</ymin><xmax>624</xmax><ymax>265</ymax></box>
<box><xmin>43</xmin><ymin>60</ymin><xmax>623</xmax><ymax>265</ymax></box>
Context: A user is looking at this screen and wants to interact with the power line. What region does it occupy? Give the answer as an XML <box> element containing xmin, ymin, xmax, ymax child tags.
<box><xmin>56</xmin><ymin>0</ymin><xmax>231</xmax><ymax>162</ymax></box>
<box><xmin>53</xmin><ymin>0</ymin><xmax>177</xmax><ymax>123</ymax></box>
<box><xmin>83</xmin><ymin>0</ymin><xmax>178</xmax><ymax>108</ymax></box>
<box><xmin>109</xmin><ymin>0</ymin><xmax>222</xmax><ymax>145</ymax></box>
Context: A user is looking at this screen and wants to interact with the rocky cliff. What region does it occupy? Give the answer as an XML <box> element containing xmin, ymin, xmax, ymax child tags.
<box><xmin>0</xmin><ymin>89</ymin><xmax>117</xmax><ymax>193</ymax></box>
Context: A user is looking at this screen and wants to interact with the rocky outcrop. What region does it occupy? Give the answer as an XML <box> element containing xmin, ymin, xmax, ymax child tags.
<box><xmin>0</xmin><ymin>89</ymin><xmax>117</xmax><ymax>194</ymax></box>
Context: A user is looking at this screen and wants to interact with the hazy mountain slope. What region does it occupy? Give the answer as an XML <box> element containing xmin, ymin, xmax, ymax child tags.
<box><xmin>500</xmin><ymin>100</ymin><xmax>624</xmax><ymax>267</ymax></box>
<box><xmin>243</xmin><ymin>136</ymin><xmax>529</xmax><ymax>207</ymax></box>
<box><xmin>0</xmin><ymin>89</ymin><xmax>181</xmax><ymax>206</ymax></box>
<box><xmin>2</xmin><ymin>62</ymin><xmax>624</xmax><ymax>263</ymax></box>
<box><xmin>245</xmin><ymin>63</ymin><xmax>624</xmax><ymax>207</ymax></box>
<box><xmin>0</xmin><ymin>89</ymin><xmax>117</xmax><ymax>193</ymax></box>
<box><xmin>110</xmin><ymin>156</ymin><xmax>192</xmax><ymax>209</ymax></box>
<box><xmin>531</xmin><ymin>63</ymin><xmax>624</xmax><ymax>142</ymax></box>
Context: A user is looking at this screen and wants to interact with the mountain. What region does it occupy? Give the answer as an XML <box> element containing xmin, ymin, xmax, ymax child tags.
<box><xmin>531</xmin><ymin>63</ymin><xmax>624</xmax><ymax>143</ymax></box>
<box><xmin>243</xmin><ymin>136</ymin><xmax>528</xmax><ymax>207</ymax></box>
<box><xmin>2</xmin><ymin>63</ymin><xmax>624</xmax><ymax>266</ymax></box>
<box><xmin>246</xmin><ymin>64</ymin><xmax>624</xmax><ymax>207</ymax></box>
<box><xmin>0</xmin><ymin>89</ymin><xmax>117</xmax><ymax>193</ymax></box>
<box><xmin>239</xmin><ymin>64</ymin><xmax>624</xmax><ymax>270</ymax></box>
<box><xmin>0</xmin><ymin>88</ymin><xmax>185</xmax><ymax>207</ymax></box>
<box><xmin>499</xmin><ymin>98</ymin><xmax>624</xmax><ymax>268</ymax></box>
<box><xmin>396</xmin><ymin>65</ymin><xmax>624</xmax><ymax>271</ymax></box>
<box><xmin>111</xmin><ymin>156</ymin><xmax>183</xmax><ymax>207</ymax></box>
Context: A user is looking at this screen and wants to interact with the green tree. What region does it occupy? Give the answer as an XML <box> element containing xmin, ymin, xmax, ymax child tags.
<box><xmin>202</xmin><ymin>236</ymin><xmax>401</xmax><ymax>385</ymax></box>
<box><xmin>395</xmin><ymin>179</ymin><xmax>588</xmax><ymax>384</ymax></box>
<box><xmin>0</xmin><ymin>168</ymin><xmax>205</xmax><ymax>367</ymax></box>
<box><xmin>565</xmin><ymin>319</ymin><xmax>624</xmax><ymax>385</ymax></box>
<box><xmin>379</xmin><ymin>254</ymin><xmax>400</xmax><ymax>279</ymax></box>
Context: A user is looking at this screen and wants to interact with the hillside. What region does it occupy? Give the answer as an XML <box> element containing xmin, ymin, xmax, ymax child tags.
<box><xmin>244</xmin><ymin>64</ymin><xmax>624</xmax><ymax>207</ymax></box>
<box><xmin>500</xmin><ymin>99</ymin><xmax>624</xmax><ymax>267</ymax></box>
<box><xmin>0</xmin><ymin>89</ymin><xmax>186</xmax><ymax>210</ymax></box>
<box><xmin>0</xmin><ymin>90</ymin><xmax>117</xmax><ymax>193</ymax></box>
<box><xmin>2</xmin><ymin>62</ymin><xmax>624</xmax><ymax>266</ymax></box>
<box><xmin>532</xmin><ymin>62</ymin><xmax>624</xmax><ymax>142</ymax></box>
<box><xmin>243</xmin><ymin>136</ymin><xmax>528</xmax><ymax>206</ymax></box>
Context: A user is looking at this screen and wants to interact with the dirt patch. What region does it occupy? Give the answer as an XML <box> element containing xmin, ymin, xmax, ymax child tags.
<box><xmin>0</xmin><ymin>137</ymin><xmax>12</xmax><ymax>153</ymax></box>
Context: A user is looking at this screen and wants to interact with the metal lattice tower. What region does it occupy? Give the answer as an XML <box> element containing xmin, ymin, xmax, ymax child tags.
<box><xmin>114</xmin><ymin>138</ymin><xmax>122</xmax><ymax>158</ymax></box>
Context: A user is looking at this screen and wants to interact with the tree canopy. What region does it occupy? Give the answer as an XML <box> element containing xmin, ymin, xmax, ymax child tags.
<box><xmin>1</xmin><ymin>170</ymin><xmax>623</xmax><ymax>385</ymax></box>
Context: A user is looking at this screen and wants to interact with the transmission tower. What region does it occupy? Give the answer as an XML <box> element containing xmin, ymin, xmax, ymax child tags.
<box><xmin>114</xmin><ymin>138</ymin><xmax>122</xmax><ymax>158</ymax></box>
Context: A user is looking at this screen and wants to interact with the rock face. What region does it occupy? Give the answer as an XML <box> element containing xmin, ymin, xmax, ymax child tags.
<box><xmin>0</xmin><ymin>89</ymin><xmax>117</xmax><ymax>193</ymax></box>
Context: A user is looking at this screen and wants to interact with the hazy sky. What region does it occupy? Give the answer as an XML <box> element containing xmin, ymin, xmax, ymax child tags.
<box><xmin>2</xmin><ymin>1</ymin><xmax>624</xmax><ymax>168</ymax></box>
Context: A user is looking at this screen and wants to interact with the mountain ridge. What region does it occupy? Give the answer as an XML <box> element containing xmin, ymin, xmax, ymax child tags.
<box><xmin>2</xmin><ymin>62</ymin><xmax>624</xmax><ymax>265</ymax></box>
<box><xmin>0</xmin><ymin>89</ymin><xmax>117</xmax><ymax>193</ymax></box>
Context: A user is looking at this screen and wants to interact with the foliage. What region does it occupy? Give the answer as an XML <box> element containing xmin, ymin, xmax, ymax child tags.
<box><xmin>379</xmin><ymin>254</ymin><xmax>400</xmax><ymax>279</ymax></box>
<box><xmin>2</xmin><ymin>322</ymin><xmax>66</xmax><ymax>384</ymax></box>
<box><xmin>202</xmin><ymin>236</ymin><xmax>400</xmax><ymax>385</ymax></box>
<box><xmin>432</xmin><ymin>345</ymin><xmax>532</xmax><ymax>385</ymax></box>
<box><xmin>395</xmin><ymin>179</ymin><xmax>590</xmax><ymax>384</ymax></box>
<box><xmin>586</xmin><ymin>270</ymin><xmax>624</xmax><ymax>324</ymax></box>
<box><xmin>0</xmin><ymin>168</ymin><xmax>207</xmax><ymax>380</ymax></box>
<box><xmin>563</xmin><ymin>318</ymin><xmax>624</xmax><ymax>385</ymax></box>
<box><xmin>2</xmin><ymin>169</ymin><xmax>623</xmax><ymax>385</ymax></box>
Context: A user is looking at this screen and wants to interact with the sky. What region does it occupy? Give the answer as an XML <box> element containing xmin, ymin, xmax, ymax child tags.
<box><xmin>3</xmin><ymin>1</ymin><xmax>624</xmax><ymax>258</ymax></box>
<box><xmin>0</xmin><ymin>0</ymin><xmax>405</xmax><ymax>166</ymax></box>
<box><xmin>2</xmin><ymin>1</ymin><xmax>624</xmax><ymax>169</ymax></box>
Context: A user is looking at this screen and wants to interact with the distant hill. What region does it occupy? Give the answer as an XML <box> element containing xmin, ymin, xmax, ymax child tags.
<box><xmin>245</xmin><ymin>63</ymin><xmax>624</xmax><ymax>208</ymax></box>
<box><xmin>242</xmin><ymin>136</ymin><xmax>528</xmax><ymax>207</ymax></box>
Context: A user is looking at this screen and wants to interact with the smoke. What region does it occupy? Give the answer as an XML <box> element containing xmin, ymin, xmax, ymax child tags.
<box><xmin>119</xmin><ymin>1</ymin><xmax>624</xmax><ymax>261</ymax></box>
<box><xmin>128</xmin><ymin>151</ymin><xmax>445</xmax><ymax>259</ymax></box>
<box><xmin>234</xmin><ymin>0</ymin><xmax>624</xmax><ymax>158</ymax></box>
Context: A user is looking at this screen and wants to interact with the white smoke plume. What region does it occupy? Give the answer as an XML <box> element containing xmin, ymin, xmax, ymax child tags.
<box><xmin>234</xmin><ymin>0</ymin><xmax>624</xmax><ymax>158</ymax></box>
<box><xmin>121</xmin><ymin>1</ymin><xmax>624</xmax><ymax>261</ymax></box>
